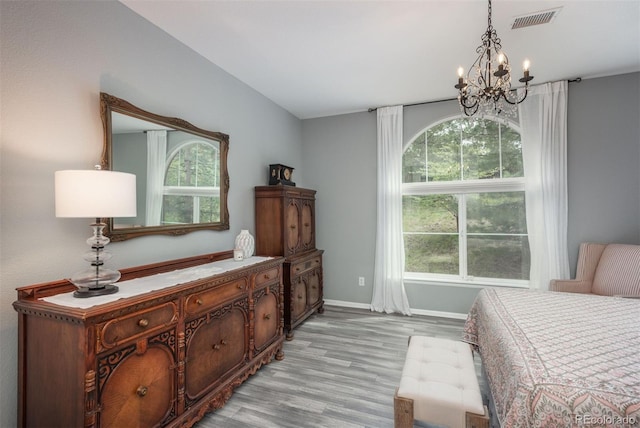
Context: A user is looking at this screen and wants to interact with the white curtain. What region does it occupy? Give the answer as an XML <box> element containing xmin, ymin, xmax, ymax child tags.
<box><xmin>370</xmin><ymin>106</ymin><xmax>412</xmax><ymax>315</ymax></box>
<box><xmin>518</xmin><ymin>81</ymin><xmax>570</xmax><ymax>290</ymax></box>
<box><xmin>146</xmin><ymin>130</ymin><xmax>167</xmax><ymax>226</ymax></box>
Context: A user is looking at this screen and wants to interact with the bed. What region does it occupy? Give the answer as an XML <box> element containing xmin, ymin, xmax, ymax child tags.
<box><xmin>463</xmin><ymin>288</ymin><xmax>640</xmax><ymax>427</ymax></box>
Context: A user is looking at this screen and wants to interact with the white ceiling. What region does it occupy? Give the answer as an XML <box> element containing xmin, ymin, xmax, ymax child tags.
<box><xmin>120</xmin><ymin>0</ymin><xmax>640</xmax><ymax>119</ymax></box>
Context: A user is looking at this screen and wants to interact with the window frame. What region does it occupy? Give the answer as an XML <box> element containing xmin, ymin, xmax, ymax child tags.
<box><xmin>402</xmin><ymin>116</ymin><xmax>530</xmax><ymax>289</ymax></box>
<box><xmin>162</xmin><ymin>140</ymin><xmax>221</xmax><ymax>225</ymax></box>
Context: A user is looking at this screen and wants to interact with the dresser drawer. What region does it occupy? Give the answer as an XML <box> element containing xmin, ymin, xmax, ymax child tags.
<box><xmin>99</xmin><ymin>302</ymin><xmax>178</xmax><ymax>349</ymax></box>
<box><xmin>255</xmin><ymin>267</ymin><xmax>280</xmax><ymax>287</ymax></box>
<box><xmin>185</xmin><ymin>278</ymin><xmax>248</xmax><ymax>315</ymax></box>
<box><xmin>290</xmin><ymin>255</ymin><xmax>322</xmax><ymax>277</ymax></box>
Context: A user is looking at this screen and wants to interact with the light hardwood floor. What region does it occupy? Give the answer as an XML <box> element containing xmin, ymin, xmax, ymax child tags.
<box><xmin>196</xmin><ymin>305</ymin><xmax>481</xmax><ymax>428</ymax></box>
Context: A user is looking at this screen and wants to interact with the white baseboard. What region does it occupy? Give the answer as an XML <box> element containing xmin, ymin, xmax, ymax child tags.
<box><xmin>323</xmin><ymin>299</ymin><xmax>468</xmax><ymax>320</ymax></box>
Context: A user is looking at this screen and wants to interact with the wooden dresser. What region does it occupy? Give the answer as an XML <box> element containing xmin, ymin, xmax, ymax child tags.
<box><xmin>13</xmin><ymin>252</ymin><xmax>285</xmax><ymax>428</ymax></box>
<box><xmin>254</xmin><ymin>185</ymin><xmax>324</xmax><ymax>339</ymax></box>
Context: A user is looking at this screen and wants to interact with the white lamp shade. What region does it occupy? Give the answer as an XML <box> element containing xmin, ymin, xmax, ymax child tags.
<box><xmin>55</xmin><ymin>170</ymin><xmax>137</xmax><ymax>218</ymax></box>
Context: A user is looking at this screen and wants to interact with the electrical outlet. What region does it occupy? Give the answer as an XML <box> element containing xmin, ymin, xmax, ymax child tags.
<box><xmin>358</xmin><ymin>276</ymin><xmax>365</xmax><ymax>286</ymax></box>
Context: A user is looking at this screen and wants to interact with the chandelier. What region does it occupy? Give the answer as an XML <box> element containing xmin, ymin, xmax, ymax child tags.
<box><xmin>454</xmin><ymin>0</ymin><xmax>534</xmax><ymax>117</ymax></box>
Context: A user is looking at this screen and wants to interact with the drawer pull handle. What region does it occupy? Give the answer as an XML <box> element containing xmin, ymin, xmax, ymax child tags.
<box><xmin>196</xmin><ymin>298</ymin><xmax>203</xmax><ymax>305</ymax></box>
<box><xmin>297</xmin><ymin>295</ymin><xmax>303</xmax><ymax>299</ymax></box>
<box><xmin>136</xmin><ymin>386</ymin><xmax>148</xmax><ymax>397</ymax></box>
<box><xmin>304</xmin><ymin>223</ymin><xmax>310</xmax><ymax>227</ymax></box>
<box><xmin>138</xmin><ymin>319</ymin><xmax>149</xmax><ymax>328</ymax></box>
<box><xmin>311</xmin><ymin>285</ymin><xmax>317</xmax><ymax>290</ymax></box>
<box><xmin>264</xmin><ymin>313</ymin><xmax>271</xmax><ymax>320</ymax></box>
<box><xmin>264</xmin><ymin>274</ymin><xmax>270</xmax><ymax>279</ymax></box>
<box><xmin>213</xmin><ymin>340</ymin><xmax>227</xmax><ymax>350</ymax></box>
<box><xmin>289</xmin><ymin>225</ymin><xmax>296</xmax><ymax>229</ymax></box>
<box><xmin>237</xmin><ymin>284</ymin><xmax>243</xmax><ymax>289</ymax></box>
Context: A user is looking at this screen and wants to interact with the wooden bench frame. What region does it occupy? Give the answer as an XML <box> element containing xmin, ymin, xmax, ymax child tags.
<box><xmin>394</xmin><ymin>389</ymin><xmax>489</xmax><ymax>428</ymax></box>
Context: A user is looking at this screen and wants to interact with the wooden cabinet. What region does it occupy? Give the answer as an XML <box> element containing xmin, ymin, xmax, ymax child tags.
<box><xmin>13</xmin><ymin>252</ymin><xmax>284</xmax><ymax>428</ymax></box>
<box><xmin>255</xmin><ymin>186</ymin><xmax>324</xmax><ymax>339</ymax></box>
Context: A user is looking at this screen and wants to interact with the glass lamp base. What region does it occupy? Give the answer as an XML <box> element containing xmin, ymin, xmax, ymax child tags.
<box><xmin>70</xmin><ymin>222</ymin><xmax>122</xmax><ymax>298</ymax></box>
<box><xmin>73</xmin><ymin>284</ymin><xmax>119</xmax><ymax>298</ymax></box>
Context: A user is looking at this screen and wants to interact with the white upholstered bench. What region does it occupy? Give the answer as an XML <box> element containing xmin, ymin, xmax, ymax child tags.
<box><xmin>394</xmin><ymin>336</ymin><xmax>489</xmax><ymax>428</ymax></box>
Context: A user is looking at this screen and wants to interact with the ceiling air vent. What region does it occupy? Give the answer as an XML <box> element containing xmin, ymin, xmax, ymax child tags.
<box><xmin>511</xmin><ymin>7</ymin><xmax>562</xmax><ymax>29</ymax></box>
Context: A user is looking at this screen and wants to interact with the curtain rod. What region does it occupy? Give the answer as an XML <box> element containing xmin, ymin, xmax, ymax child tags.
<box><xmin>367</xmin><ymin>77</ymin><xmax>582</xmax><ymax>113</ymax></box>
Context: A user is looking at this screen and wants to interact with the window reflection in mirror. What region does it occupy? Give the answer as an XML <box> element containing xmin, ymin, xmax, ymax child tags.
<box><xmin>101</xmin><ymin>93</ymin><xmax>229</xmax><ymax>241</ymax></box>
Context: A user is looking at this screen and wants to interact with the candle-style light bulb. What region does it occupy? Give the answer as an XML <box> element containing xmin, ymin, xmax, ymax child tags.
<box><xmin>498</xmin><ymin>53</ymin><xmax>505</xmax><ymax>64</ymax></box>
<box><xmin>519</xmin><ymin>59</ymin><xmax>533</xmax><ymax>83</ymax></box>
<box><xmin>455</xmin><ymin>66</ymin><xmax>467</xmax><ymax>90</ymax></box>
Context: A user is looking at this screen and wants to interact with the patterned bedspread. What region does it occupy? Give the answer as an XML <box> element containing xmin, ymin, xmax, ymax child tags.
<box><xmin>463</xmin><ymin>288</ymin><xmax>640</xmax><ymax>427</ymax></box>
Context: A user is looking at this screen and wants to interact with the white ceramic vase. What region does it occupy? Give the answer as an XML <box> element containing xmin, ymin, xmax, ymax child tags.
<box><xmin>235</xmin><ymin>229</ymin><xmax>255</xmax><ymax>258</ymax></box>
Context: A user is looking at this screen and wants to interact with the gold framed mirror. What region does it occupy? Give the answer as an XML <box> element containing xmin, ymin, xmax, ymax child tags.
<box><xmin>100</xmin><ymin>93</ymin><xmax>229</xmax><ymax>241</ymax></box>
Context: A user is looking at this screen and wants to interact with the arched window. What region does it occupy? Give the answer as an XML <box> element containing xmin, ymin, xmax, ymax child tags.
<box><xmin>162</xmin><ymin>141</ymin><xmax>220</xmax><ymax>225</ymax></box>
<box><xmin>402</xmin><ymin>117</ymin><xmax>530</xmax><ymax>286</ymax></box>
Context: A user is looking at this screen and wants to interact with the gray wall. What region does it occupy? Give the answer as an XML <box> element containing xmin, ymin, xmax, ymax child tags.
<box><xmin>566</xmin><ymin>73</ymin><xmax>640</xmax><ymax>272</ymax></box>
<box><xmin>113</xmin><ymin>132</ymin><xmax>147</xmax><ymax>226</ymax></box>
<box><xmin>0</xmin><ymin>2</ymin><xmax>302</xmax><ymax>426</ymax></box>
<box><xmin>302</xmin><ymin>72</ymin><xmax>640</xmax><ymax>314</ymax></box>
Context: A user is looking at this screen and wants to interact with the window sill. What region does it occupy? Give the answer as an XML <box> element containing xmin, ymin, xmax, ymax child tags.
<box><xmin>403</xmin><ymin>273</ymin><xmax>530</xmax><ymax>290</ymax></box>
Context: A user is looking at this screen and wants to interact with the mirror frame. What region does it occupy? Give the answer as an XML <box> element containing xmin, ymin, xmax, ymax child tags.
<box><xmin>100</xmin><ymin>92</ymin><xmax>230</xmax><ymax>241</ymax></box>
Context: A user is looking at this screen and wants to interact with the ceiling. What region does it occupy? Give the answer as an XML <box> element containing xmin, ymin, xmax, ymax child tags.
<box><xmin>120</xmin><ymin>0</ymin><xmax>640</xmax><ymax>119</ymax></box>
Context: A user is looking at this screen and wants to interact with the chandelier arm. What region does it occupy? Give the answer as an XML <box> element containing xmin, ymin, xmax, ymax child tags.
<box><xmin>459</xmin><ymin>95</ymin><xmax>480</xmax><ymax>110</ymax></box>
<box><xmin>498</xmin><ymin>87</ymin><xmax>529</xmax><ymax>105</ymax></box>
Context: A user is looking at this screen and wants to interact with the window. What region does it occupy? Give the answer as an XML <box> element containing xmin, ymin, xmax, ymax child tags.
<box><xmin>162</xmin><ymin>141</ymin><xmax>220</xmax><ymax>225</ymax></box>
<box><xmin>402</xmin><ymin>117</ymin><xmax>530</xmax><ymax>286</ymax></box>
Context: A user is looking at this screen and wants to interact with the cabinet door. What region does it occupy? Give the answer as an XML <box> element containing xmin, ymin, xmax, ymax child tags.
<box><xmin>285</xmin><ymin>199</ymin><xmax>301</xmax><ymax>255</ymax></box>
<box><xmin>184</xmin><ymin>301</ymin><xmax>248</xmax><ymax>403</ymax></box>
<box><xmin>290</xmin><ymin>278</ymin><xmax>307</xmax><ymax>322</ymax></box>
<box><xmin>300</xmin><ymin>200</ymin><xmax>314</xmax><ymax>251</ymax></box>
<box><xmin>253</xmin><ymin>284</ymin><xmax>280</xmax><ymax>352</ymax></box>
<box><xmin>98</xmin><ymin>331</ymin><xmax>176</xmax><ymax>428</ymax></box>
<box><xmin>307</xmin><ymin>268</ymin><xmax>322</xmax><ymax>308</ymax></box>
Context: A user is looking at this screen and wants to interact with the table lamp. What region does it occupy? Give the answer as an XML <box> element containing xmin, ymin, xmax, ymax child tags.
<box><xmin>55</xmin><ymin>167</ymin><xmax>137</xmax><ymax>298</ymax></box>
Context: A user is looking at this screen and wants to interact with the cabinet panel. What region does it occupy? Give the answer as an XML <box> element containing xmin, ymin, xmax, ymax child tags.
<box><xmin>307</xmin><ymin>269</ymin><xmax>322</xmax><ymax>308</ymax></box>
<box><xmin>290</xmin><ymin>279</ymin><xmax>307</xmax><ymax>321</ymax></box>
<box><xmin>301</xmin><ymin>201</ymin><xmax>314</xmax><ymax>250</ymax></box>
<box><xmin>98</xmin><ymin>333</ymin><xmax>176</xmax><ymax>427</ymax></box>
<box><xmin>285</xmin><ymin>200</ymin><xmax>300</xmax><ymax>255</ymax></box>
<box><xmin>253</xmin><ymin>287</ymin><xmax>279</xmax><ymax>351</ymax></box>
<box><xmin>184</xmin><ymin>302</ymin><xmax>248</xmax><ymax>401</ymax></box>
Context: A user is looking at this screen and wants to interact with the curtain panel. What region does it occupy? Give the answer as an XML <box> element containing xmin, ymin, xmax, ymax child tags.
<box><xmin>146</xmin><ymin>130</ymin><xmax>167</xmax><ymax>226</ymax></box>
<box><xmin>518</xmin><ymin>81</ymin><xmax>570</xmax><ymax>290</ymax></box>
<box><xmin>371</xmin><ymin>106</ymin><xmax>412</xmax><ymax>315</ymax></box>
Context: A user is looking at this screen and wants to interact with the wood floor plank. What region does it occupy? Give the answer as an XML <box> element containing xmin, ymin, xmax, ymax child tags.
<box><xmin>195</xmin><ymin>305</ymin><xmax>476</xmax><ymax>428</ymax></box>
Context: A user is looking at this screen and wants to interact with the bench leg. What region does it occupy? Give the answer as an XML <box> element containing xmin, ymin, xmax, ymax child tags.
<box><xmin>394</xmin><ymin>388</ymin><xmax>413</xmax><ymax>428</ymax></box>
<box><xmin>466</xmin><ymin>406</ymin><xmax>490</xmax><ymax>428</ymax></box>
